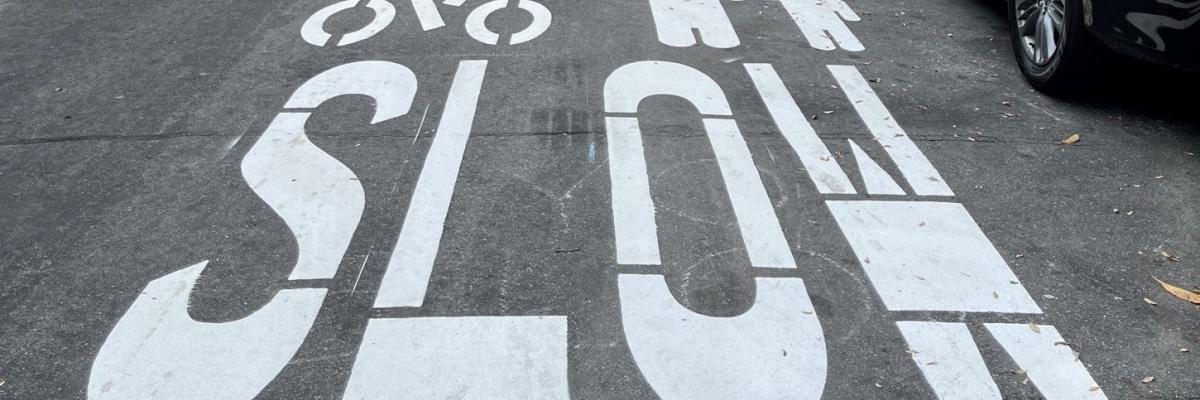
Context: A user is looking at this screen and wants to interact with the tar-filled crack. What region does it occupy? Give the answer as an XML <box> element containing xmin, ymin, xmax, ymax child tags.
<box><xmin>0</xmin><ymin>131</ymin><xmax>232</xmax><ymax>146</ymax></box>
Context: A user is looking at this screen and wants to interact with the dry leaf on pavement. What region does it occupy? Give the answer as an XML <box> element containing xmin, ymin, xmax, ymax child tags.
<box><xmin>1061</xmin><ymin>133</ymin><xmax>1081</xmax><ymax>145</ymax></box>
<box><xmin>1153</xmin><ymin>277</ymin><xmax>1200</xmax><ymax>305</ymax></box>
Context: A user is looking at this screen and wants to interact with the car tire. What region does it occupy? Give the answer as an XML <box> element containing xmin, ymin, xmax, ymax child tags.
<box><xmin>1007</xmin><ymin>0</ymin><xmax>1110</xmax><ymax>95</ymax></box>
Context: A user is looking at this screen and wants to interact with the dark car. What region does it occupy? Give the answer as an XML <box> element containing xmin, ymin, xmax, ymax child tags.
<box><xmin>1006</xmin><ymin>0</ymin><xmax>1199</xmax><ymax>93</ymax></box>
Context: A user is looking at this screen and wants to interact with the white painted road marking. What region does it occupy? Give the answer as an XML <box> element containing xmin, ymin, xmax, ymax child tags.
<box><xmin>778</xmin><ymin>0</ymin><xmax>865</xmax><ymax>51</ymax></box>
<box><xmin>89</xmin><ymin>262</ymin><xmax>326</xmax><ymax>400</ymax></box>
<box><xmin>343</xmin><ymin>316</ymin><xmax>568</xmax><ymax>399</ymax></box>
<box><xmin>269</xmin><ymin>61</ymin><xmax>418</xmax><ymax>280</ymax></box>
<box><xmin>647</xmin><ymin>0</ymin><xmax>740</xmax><ymax>48</ymax></box>
<box><xmin>704</xmin><ymin>118</ymin><xmax>797</xmax><ymax>269</ymax></box>
<box><xmin>509</xmin><ymin>0</ymin><xmax>553</xmax><ymax>45</ymax></box>
<box><xmin>829</xmin><ymin>65</ymin><xmax>954</xmax><ymax>196</ymax></box>
<box><xmin>242</xmin><ymin>112</ymin><xmax>367</xmax><ymax>281</ymax></box>
<box><xmin>301</xmin><ymin>0</ymin><xmax>397</xmax><ymax>47</ymax></box>
<box><xmin>745</xmin><ymin>63</ymin><xmax>856</xmax><ymax>195</ymax></box>
<box><xmin>605</xmin><ymin>61</ymin><xmax>731</xmax><ymax>265</ymax></box>
<box><xmin>985</xmin><ymin>324</ymin><xmax>1108</xmax><ymax>400</ymax></box>
<box><xmin>375</xmin><ymin>60</ymin><xmax>487</xmax><ymax>308</ymax></box>
<box><xmin>619</xmin><ymin>274</ymin><xmax>827</xmax><ymax>399</ymax></box>
<box><xmin>605</xmin><ymin>61</ymin><xmax>795</xmax><ymax>269</ymax></box>
<box><xmin>848</xmin><ymin>140</ymin><xmax>906</xmax><ymax>195</ymax></box>
<box><xmin>90</xmin><ymin>60</ymin><xmax>425</xmax><ymax>399</ymax></box>
<box><xmin>603</xmin><ymin>61</ymin><xmax>733</xmax><ymax>116</ymax></box>
<box><xmin>896</xmin><ymin>321</ymin><xmax>1003</xmax><ymax>400</ymax></box>
<box><xmin>463</xmin><ymin>0</ymin><xmax>507</xmax><ymax>45</ymax></box>
<box><xmin>283</xmin><ymin>61</ymin><xmax>417</xmax><ymax>125</ymax></box>
<box><xmin>89</xmin><ymin>0</ymin><xmax>1120</xmax><ymax>393</ymax></box>
<box><xmin>826</xmin><ymin>200</ymin><xmax>1042</xmax><ymax>313</ymax></box>
<box><xmin>604</xmin><ymin>116</ymin><xmax>660</xmax><ymax>265</ymax></box>
<box><xmin>410</xmin><ymin>0</ymin><xmax>447</xmax><ymax>31</ymax></box>
<box><xmin>465</xmin><ymin>0</ymin><xmax>552</xmax><ymax>45</ymax></box>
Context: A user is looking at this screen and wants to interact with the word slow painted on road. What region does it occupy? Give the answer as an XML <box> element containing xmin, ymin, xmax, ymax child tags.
<box><xmin>88</xmin><ymin>0</ymin><xmax>1108</xmax><ymax>399</ymax></box>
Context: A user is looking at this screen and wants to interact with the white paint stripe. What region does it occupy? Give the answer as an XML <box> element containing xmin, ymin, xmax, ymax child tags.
<box><xmin>284</xmin><ymin>61</ymin><xmax>417</xmax><ymax>124</ymax></box>
<box><xmin>826</xmin><ymin>200</ymin><xmax>1042</xmax><ymax>313</ymax></box>
<box><xmin>463</xmin><ymin>0</ymin><xmax>505</xmax><ymax>45</ymax></box>
<box><xmin>89</xmin><ymin>262</ymin><xmax>326</xmax><ymax>399</ymax></box>
<box><xmin>985</xmin><ymin>324</ymin><xmax>1108</xmax><ymax>400</ymax></box>
<box><xmin>344</xmin><ymin>316</ymin><xmax>568</xmax><ymax>399</ymax></box>
<box><xmin>619</xmin><ymin>274</ymin><xmax>827</xmax><ymax>399</ymax></box>
<box><xmin>350</xmin><ymin>252</ymin><xmax>370</xmax><ymax>295</ymax></box>
<box><xmin>604</xmin><ymin>61</ymin><xmax>733</xmax><ymax>116</ymax></box>
<box><xmin>256</xmin><ymin>61</ymin><xmax>416</xmax><ymax>281</ymax></box>
<box><xmin>509</xmin><ymin>0</ymin><xmax>552</xmax><ymax>45</ymax></box>
<box><xmin>340</xmin><ymin>0</ymin><xmax>398</xmax><ymax>46</ymax></box>
<box><xmin>443</xmin><ymin>0</ymin><xmax>466</xmax><ymax>6</ymax></box>
<box><xmin>301</xmin><ymin>0</ymin><xmax>355</xmax><ymax>46</ymax></box>
<box><xmin>375</xmin><ymin>60</ymin><xmax>488</xmax><ymax>308</ymax></box>
<box><xmin>412</xmin><ymin>104</ymin><xmax>430</xmax><ymax>145</ymax></box>
<box><xmin>647</xmin><ymin>0</ymin><xmax>740</xmax><ymax>48</ymax></box>
<box><xmin>744</xmin><ymin>63</ymin><xmax>855</xmax><ymax>195</ymax></box>
<box><xmin>705</xmin><ymin>118</ymin><xmax>797</xmax><ymax>269</ymax></box>
<box><xmin>301</xmin><ymin>0</ymin><xmax>397</xmax><ymax>47</ymax></box>
<box><xmin>242</xmin><ymin>113</ymin><xmax>366</xmax><ymax>280</ymax></box>
<box><xmin>778</xmin><ymin>0</ymin><xmax>864</xmax><ymax>51</ymax></box>
<box><xmin>219</xmin><ymin>131</ymin><xmax>245</xmax><ymax>160</ymax></box>
<box><xmin>409</xmin><ymin>0</ymin><xmax>447</xmax><ymax>31</ymax></box>
<box><xmin>896</xmin><ymin>321</ymin><xmax>1003</xmax><ymax>400</ymax></box>
<box><xmin>606</xmin><ymin>116</ymin><xmax>661</xmax><ymax>265</ymax></box>
<box><xmin>849</xmin><ymin>140</ymin><xmax>906</xmax><ymax>195</ymax></box>
<box><xmin>829</xmin><ymin>65</ymin><xmax>954</xmax><ymax>196</ymax></box>
<box><xmin>603</xmin><ymin>61</ymin><xmax>792</xmax><ymax>268</ymax></box>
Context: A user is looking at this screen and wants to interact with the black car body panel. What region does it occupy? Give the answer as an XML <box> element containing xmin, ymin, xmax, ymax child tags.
<box><xmin>1082</xmin><ymin>0</ymin><xmax>1200</xmax><ymax>70</ymax></box>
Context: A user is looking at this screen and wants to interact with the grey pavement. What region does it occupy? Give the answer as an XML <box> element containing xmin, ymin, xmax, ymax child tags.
<box><xmin>1</xmin><ymin>0</ymin><xmax>1198</xmax><ymax>398</ymax></box>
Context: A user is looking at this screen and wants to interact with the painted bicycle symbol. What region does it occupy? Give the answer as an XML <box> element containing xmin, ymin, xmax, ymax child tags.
<box><xmin>301</xmin><ymin>0</ymin><xmax>552</xmax><ymax>47</ymax></box>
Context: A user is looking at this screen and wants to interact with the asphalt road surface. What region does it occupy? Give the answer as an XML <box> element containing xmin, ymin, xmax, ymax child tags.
<box><xmin>1</xmin><ymin>0</ymin><xmax>1198</xmax><ymax>399</ymax></box>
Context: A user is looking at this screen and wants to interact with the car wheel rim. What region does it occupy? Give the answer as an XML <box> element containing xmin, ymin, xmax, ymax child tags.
<box><xmin>1016</xmin><ymin>0</ymin><xmax>1066</xmax><ymax>66</ymax></box>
